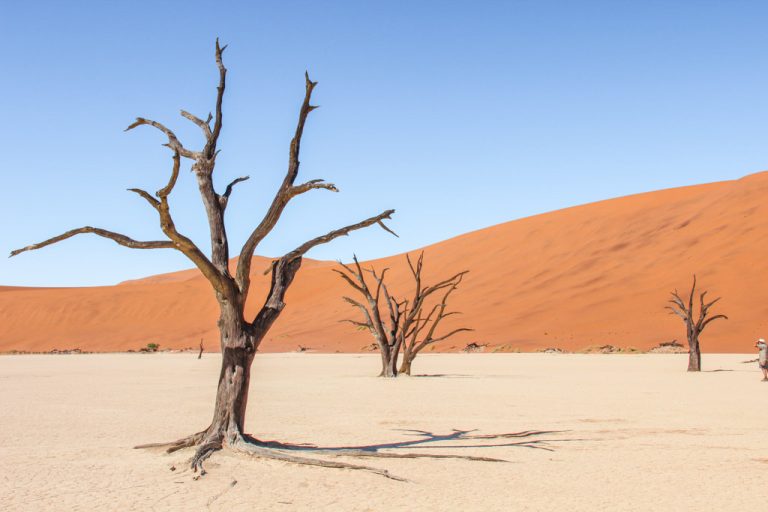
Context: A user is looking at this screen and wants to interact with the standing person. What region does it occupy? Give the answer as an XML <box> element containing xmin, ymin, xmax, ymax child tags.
<box><xmin>756</xmin><ymin>338</ymin><xmax>768</xmax><ymax>381</ymax></box>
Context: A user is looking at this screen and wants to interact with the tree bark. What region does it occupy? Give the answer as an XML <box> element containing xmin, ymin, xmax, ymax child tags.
<box><xmin>384</xmin><ymin>348</ymin><xmax>399</xmax><ymax>378</ymax></box>
<box><xmin>378</xmin><ymin>344</ymin><xmax>399</xmax><ymax>378</ymax></box>
<box><xmin>687</xmin><ymin>331</ymin><xmax>701</xmax><ymax>372</ymax></box>
<box><xmin>199</xmin><ymin>306</ymin><xmax>258</xmax><ymax>446</ymax></box>
<box><xmin>399</xmin><ymin>355</ymin><xmax>413</xmax><ymax>376</ymax></box>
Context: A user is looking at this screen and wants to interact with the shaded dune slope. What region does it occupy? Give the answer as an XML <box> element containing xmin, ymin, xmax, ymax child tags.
<box><xmin>1</xmin><ymin>172</ymin><xmax>766</xmax><ymax>353</ymax></box>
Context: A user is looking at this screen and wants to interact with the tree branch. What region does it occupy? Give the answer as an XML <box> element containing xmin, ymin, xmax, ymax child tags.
<box><xmin>127</xmin><ymin>188</ymin><xmax>160</xmax><ymax>209</ymax></box>
<box><xmin>203</xmin><ymin>38</ymin><xmax>227</xmax><ymax>159</ymax></box>
<box><xmin>339</xmin><ymin>319</ymin><xmax>372</xmax><ymax>330</ymax></box>
<box><xmin>252</xmin><ymin>210</ymin><xmax>396</xmax><ymax>334</ymax></box>
<box><xmin>688</xmin><ymin>275</ymin><xmax>696</xmax><ymax>319</ymax></box>
<box><xmin>288</xmin><ymin>179</ymin><xmax>338</xmax><ymax>198</ymax></box>
<box><xmin>421</xmin><ymin>327</ymin><xmax>474</xmax><ymax>347</ymax></box>
<box><xmin>377</xmin><ymin>220</ymin><xmax>399</xmax><ymax>238</ymax></box>
<box><xmin>412</xmin><ymin>274</ymin><xmax>470</xmax><ymax>354</ymax></box>
<box><xmin>156</xmin><ymin>151</ymin><xmax>181</xmax><ymax>198</ymax></box>
<box><xmin>184</xmin><ymin>39</ymin><xmax>232</xmax><ymax>276</ymax></box>
<box><xmin>701</xmin><ymin>314</ymin><xmax>728</xmax><ymax>331</ymax></box>
<box><xmin>341</xmin><ymin>297</ymin><xmax>375</xmax><ymax>331</ymax></box>
<box><xmin>332</xmin><ymin>268</ymin><xmax>366</xmax><ymax>294</ymax></box>
<box><xmin>220</xmin><ymin>176</ymin><xmax>250</xmax><ymax>208</ymax></box>
<box><xmin>697</xmin><ymin>293</ymin><xmax>722</xmax><ymax>329</ymax></box>
<box><xmin>665</xmin><ymin>305</ymin><xmax>689</xmax><ymax>321</ymax></box>
<box><xmin>125</xmin><ymin>118</ymin><xmax>199</xmax><ymax>159</ymax></box>
<box><xmin>10</xmin><ymin>227</ymin><xmax>174</xmax><ymax>257</ymax></box>
<box><xmin>180</xmin><ymin>110</ymin><xmax>212</xmax><ymax>139</ymax></box>
<box><xmin>284</xmin><ymin>209</ymin><xmax>396</xmax><ymax>262</ymax></box>
<box><xmin>235</xmin><ymin>71</ymin><xmax>320</xmax><ymax>293</ymax></box>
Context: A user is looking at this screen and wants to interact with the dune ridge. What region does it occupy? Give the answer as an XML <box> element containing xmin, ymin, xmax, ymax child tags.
<box><xmin>1</xmin><ymin>172</ymin><xmax>766</xmax><ymax>353</ymax></box>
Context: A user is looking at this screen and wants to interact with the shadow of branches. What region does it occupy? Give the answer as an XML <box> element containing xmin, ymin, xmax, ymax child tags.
<box><xmin>250</xmin><ymin>428</ymin><xmax>569</xmax><ymax>455</ymax></box>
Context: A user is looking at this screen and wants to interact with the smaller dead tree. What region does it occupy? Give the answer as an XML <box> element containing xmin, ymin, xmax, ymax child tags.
<box><xmin>398</xmin><ymin>254</ymin><xmax>471</xmax><ymax>375</ymax></box>
<box><xmin>336</xmin><ymin>252</ymin><xmax>471</xmax><ymax>377</ymax></box>
<box><xmin>666</xmin><ymin>275</ymin><xmax>728</xmax><ymax>372</ymax></box>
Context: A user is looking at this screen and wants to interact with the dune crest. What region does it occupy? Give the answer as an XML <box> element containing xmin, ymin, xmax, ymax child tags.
<box><xmin>1</xmin><ymin>172</ymin><xmax>766</xmax><ymax>353</ymax></box>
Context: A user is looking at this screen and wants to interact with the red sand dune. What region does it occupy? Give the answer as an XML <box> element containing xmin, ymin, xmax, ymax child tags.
<box><xmin>1</xmin><ymin>172</ymin><xmax>767</xmax><ymax>353</ymax></box>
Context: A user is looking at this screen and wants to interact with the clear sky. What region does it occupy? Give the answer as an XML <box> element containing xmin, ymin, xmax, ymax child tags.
<box><xmin>1</xmin><ymin>1</ymin><xmax>767</xmax><ymax>286</ymax></box>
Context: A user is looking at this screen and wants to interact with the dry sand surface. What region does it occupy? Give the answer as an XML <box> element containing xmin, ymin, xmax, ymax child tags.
<box><xmin>2</xmin><ymin>353</ymin><xmax>768</xmax><ymax>511</ymax></box>
<box><xmin>1</xmin><ymin>172</ymin><xmax>767</xmax><ymax>354</ymax></box>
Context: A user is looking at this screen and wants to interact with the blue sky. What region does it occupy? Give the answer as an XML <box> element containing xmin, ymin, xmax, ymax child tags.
<box><xmin>1</xmin><ymin>1</ymin><xmax>767</xmax><ymax>286</ymax></box>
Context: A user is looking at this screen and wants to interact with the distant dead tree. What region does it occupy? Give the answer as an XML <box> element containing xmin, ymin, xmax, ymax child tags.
<box><xmin>11</xmin><ymin>40</ymin><xmax>401</xmax><ymax>477</ymax></box>
<box><xmin>666</xmin><ymin>275</ymin><xmax>728</xmax><ymax>372</ymax></box>
<box><xmin>336</xmin><ymin>252</ymin><xmax>471</xmax><ymax>377</ymax></box>
<box><xmin>198</xmin><ymin>339</ymin><xmax>204</xmax><ymax>359</ymax></box>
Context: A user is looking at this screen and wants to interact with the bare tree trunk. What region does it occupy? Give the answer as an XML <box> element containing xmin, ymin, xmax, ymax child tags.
<box><xmin>399</xmin><ymin>354</ymin><xmax>413</xmax><ymax>376</ymax></box>
<box><xmin>207</xmin><ymin>345</ymin><xmax>254</xmax><ymax>441</ymax></box>
<box><xmin>687</xmin><ymin>330</ymin><xmax>701</xmax><ymax>372</ymax></box>
<box><xmin>399</xmin><ymin>345</ymin><xmax>414</xmax><ymax>375</ymax></box>
<box><xmin>378</xmin><ymin>345</ymin><xmax>398</xmax><ymax>377</ymax></box>
<box><xmin>385</xmin><ymin>348</ymin><xmax>399</xmax><ymax>378</ymax></box>
<box><xmin>197</xmin><ymin>308</ymin><xmax>257</xmax><ymax>449</ymax></box>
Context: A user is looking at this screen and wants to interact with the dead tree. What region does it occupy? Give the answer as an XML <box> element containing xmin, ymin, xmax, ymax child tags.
<box><xmin>398</xmin><ymin>254</ymin><xmax>471</xmax><ymax>375</ymax></box>
<box><xmin>666</xmin><ymin>275</ymin><xmax>728</xmax><ymax>372</ymax></box>
<box><xmin>11</xmin><ymin>41</ymin><xmax>401</xmax><ymax>476</ymax></box>
<box><xmin>336</xmin><ymin>252</ymin><xmax>471</xmax><ymax>377</ymax></box>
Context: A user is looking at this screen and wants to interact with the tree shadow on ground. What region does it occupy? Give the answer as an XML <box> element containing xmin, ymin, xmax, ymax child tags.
<box><xmin>250</xmin><ymin>428</ymin><xmax>569</xmax><ymax>456</ymax></box>
<box><xmin>409</xmin><ymin>373</ymin><xmax>474</xmax><ymax>378</ymax></box>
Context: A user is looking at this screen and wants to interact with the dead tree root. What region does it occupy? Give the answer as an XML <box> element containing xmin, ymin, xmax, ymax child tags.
<box><xmin>136</xmin><ymin>430</ymin><xmax>514</xmax><ymax>481</ymax></box>
<box><xmin>134</xmin><ymin>430</ymin><xmax>207</xmax><ymax>454</ymax></box>
<box><xmin>231</xmin><ymin>440</ymin><xmax>408</xmax><ymax>481</ymax></box>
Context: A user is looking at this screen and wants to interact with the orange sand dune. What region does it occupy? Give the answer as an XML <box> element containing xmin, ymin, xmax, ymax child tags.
<box><xmin>1</xmin><ymin>173</ymin><xmax>766</xmax><ymax>353</ymax></box>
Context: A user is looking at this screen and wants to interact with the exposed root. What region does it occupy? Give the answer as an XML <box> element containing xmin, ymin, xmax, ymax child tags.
<box><xmin>136</xmin><ymin>427</ymin><xmax>559</xmax><ymax>480</ymax></box>
<box><xmin>231</xmin><ymin>440</ymin><xmax>408</xmax><ymax>481</ymax></box>
<box><xmin>134</xmin><ymin>430</ymin><xmax>207</xmax><ymax>454</ymax></box>
<box><xmin>190</xmin><ymin>439</ymin><xmax>224</xmax><ymax>473</ymax></box>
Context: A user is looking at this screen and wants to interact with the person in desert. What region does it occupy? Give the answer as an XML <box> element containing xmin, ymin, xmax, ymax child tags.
<box><xmin>756</xmin><ymin>338</ymin><xmax>768</xmax><ymax>381</ymax></box>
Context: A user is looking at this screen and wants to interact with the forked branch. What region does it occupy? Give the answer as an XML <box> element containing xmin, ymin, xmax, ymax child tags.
<box><xmin>236</xmin><ymin>71</ymin><xmax>323</xmax><ymax>294</ymax></box>
<box><xmin>251</xmin><ymin>210</ymin><xmax>397</xmax><ymax>338</ymax></box>
<box><xmin>125</xmin><ymin>118</ymin><xmax>199</xmax><ymax>160</ymax></box>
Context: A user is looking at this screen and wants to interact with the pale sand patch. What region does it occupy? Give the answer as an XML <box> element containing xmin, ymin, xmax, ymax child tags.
<box><xmin>1</xmin><ymin>353</ymin><xmax>767</xmax><ymax>511</ymax></box>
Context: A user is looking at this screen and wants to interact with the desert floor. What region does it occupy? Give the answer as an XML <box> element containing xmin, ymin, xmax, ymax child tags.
<box><xmin>2</xmin><ymin>353</ymin><xmax>768</xmax><ymax>511</ymax></box>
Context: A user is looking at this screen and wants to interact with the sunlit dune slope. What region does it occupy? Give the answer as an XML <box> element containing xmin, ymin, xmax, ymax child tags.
<box><xmin>1</xmin><ymin>172</ymin><xmax>766</xmax><ymax>353</ymax></box>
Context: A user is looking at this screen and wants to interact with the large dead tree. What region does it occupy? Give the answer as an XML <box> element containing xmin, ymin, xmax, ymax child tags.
<box><xmin>336</xmin><ymin>252</ymin><xmax>471</xmax><ymax>377</ymax></box>
<box><xmin>666</xmin><ymin>275</ymin><xmax>727</xmax><ymax>372</ymax></box>
<box><xmin>10</xmin><ymin>41</ymin><xmax>410</xmax><ymax>476</ymax></box>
